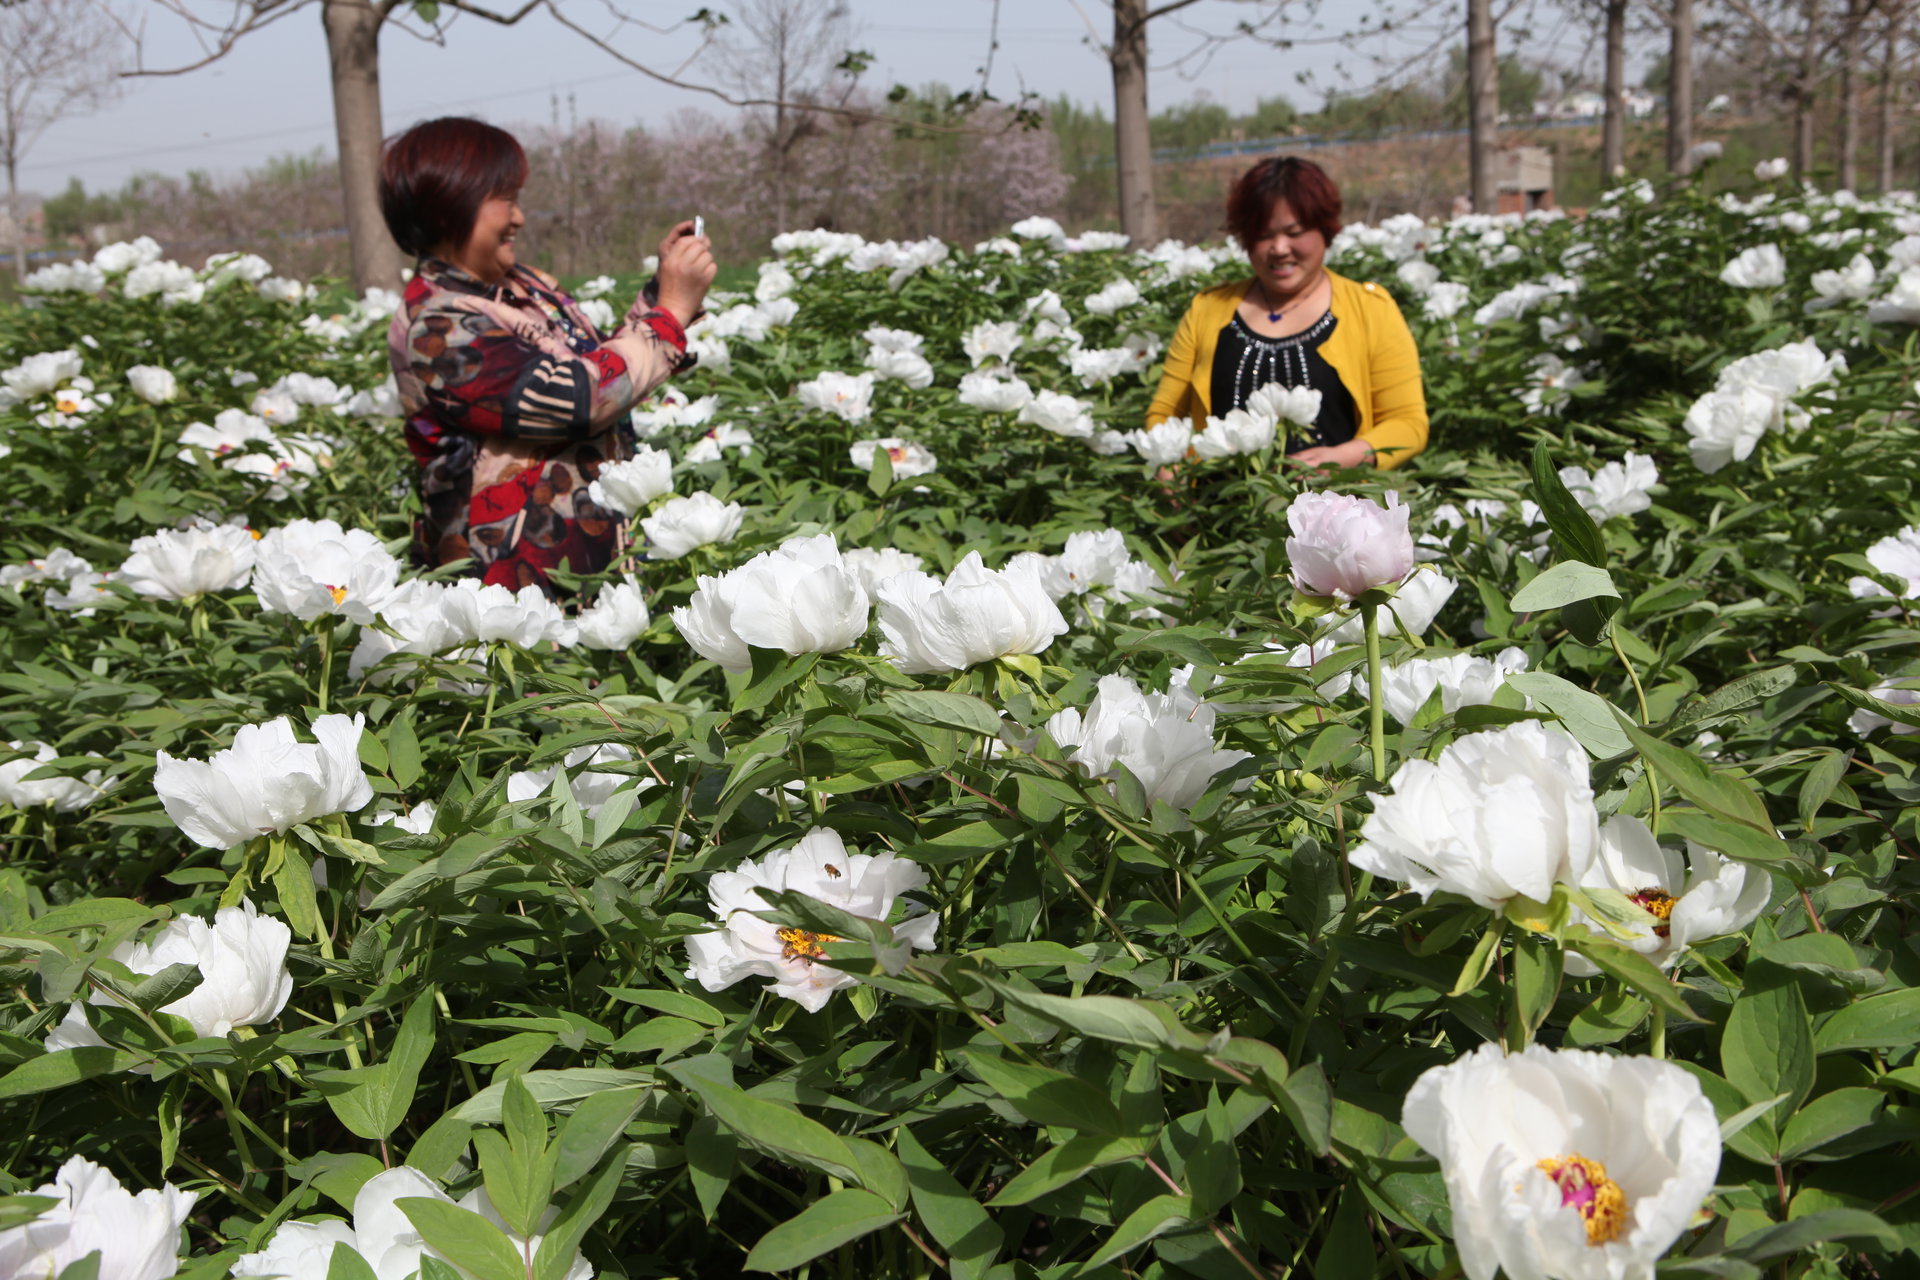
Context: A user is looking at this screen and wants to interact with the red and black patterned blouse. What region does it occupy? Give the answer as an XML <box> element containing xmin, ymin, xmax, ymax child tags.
<box><xmin>388</xmin><ymin>257</ymin><xmax>693</xmax><ymax>592</ymax></box>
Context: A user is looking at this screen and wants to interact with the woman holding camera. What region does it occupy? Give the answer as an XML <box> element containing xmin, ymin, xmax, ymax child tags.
<box><xmin>381</xmin><ymin>116</ymin><xmax>715</xmax><ymax>591</ymax></box>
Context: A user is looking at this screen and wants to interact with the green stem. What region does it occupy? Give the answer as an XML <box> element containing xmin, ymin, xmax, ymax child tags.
<box><xmin>314</xmin><ymin>618</ymin><xmax>335</xmax><ymax>714</ymax></box>
<box><xmin>1287</xmin><ymin>871</ymin><xmax>1374</xmax><ymax>1066</ymax></box>
<box><xmin>1650</xmin><ymin>1005</ymin><xmax>1667</xmax><ymax>1059</ymax></box>
<box><xmin>1362</xmin><ymin>601</ymin><xmax>1387</xmax><ymax>782</ymax></box>
<box><xmin>1609</xmin><ymin>628</ymin><xmax>1663</xmax><ymax>836</ymax></box>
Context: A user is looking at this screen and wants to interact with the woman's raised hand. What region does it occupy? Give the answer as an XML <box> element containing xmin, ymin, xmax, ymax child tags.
<box><xmin>656</xmin><ymin>221</ymin><xmax>716</xmax><ymax>328</ymax></box>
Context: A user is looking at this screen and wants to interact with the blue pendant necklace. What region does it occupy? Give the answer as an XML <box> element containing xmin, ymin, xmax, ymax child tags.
<box><xmin>1257</xmin><ymin>274</ymin><xmax>1324</xmax><ymax>324</ymax></box>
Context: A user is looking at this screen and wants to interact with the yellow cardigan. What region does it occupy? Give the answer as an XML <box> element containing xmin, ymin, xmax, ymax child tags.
<box><xmin>1146</xmin><ymin>271</ymin><xmax>1430</xmax><ymax>470</ymax></box>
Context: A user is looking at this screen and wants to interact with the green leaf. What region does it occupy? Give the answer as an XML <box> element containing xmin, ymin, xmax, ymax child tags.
<box><xmin>1721</xmin><ymin>982</ymin><xmax>1814</xmax><ymax>1152</ymax></box>
<box><xmin>408</xmin><ymin>1113</ymin><xmax>473</xmax><ymax>1182</ymax></box>
<box><xmin>1778</xmin><ymin>1087</ymin><xmax>1884</xmax><ymax>1160</ymax></box>
<box><xmin>685</xmin><ymin>1113</ymin><xmax>736</xmax><ymax>1223</ymax></box>
<box><xmin>325</xmin><ymin>1244</ymin><xmax>379</xmax><ymax>1280</ymax></box>
<box><xmin>1503</xmin><ymin>673</ymin><xmax>1632</xmax><ymax>758</ymax></box>
<box><xmin>453</xmin><ymin>1069</ymin><xmax>653</xmax><ymax>1122</ymax></box>
<box><xmin>1565</xmin><ymin>937</ymin><xmax>1703</xmax><ymax>1022</ymax></box>
<box><xmin>1277</xmin><ymin>1062</ymin><xmax>1333</xmax><ymax>1156</ymax></box>
<box><xmin>883</xmin><ymin>690</ymin><xmax>1003</xmax><ymax>737</ymax></box>
<box><xmin>270</xmin><ymin>842</ymin><xmax>325</xmax><ymax>940</ymax></box>
<box><xmin>1610</xmin><ymin>711</ymin><xmax>1773</xmax><ymax>830</ymax></box>
<box><xmin>1723</xmin><ymin>1208</ymin><xmax>1898</xmax><ymax>1261</ymax></box>
<box><xmin>982</xmin><ymin>980</ymin><xmax>1207</xmax><ymax>1052</ymax></box>
<box><xmin>962</xmin><ymin>1050</ymin><xmax>1126</xmax><ymax>1135</ymax></box>
<box><xmin>396</xmin><ymin>1198</ymin><xmax>526</xmax><ymax>1280</ymax></box>
<box><xmin>532</xmin><ymin>1140</ymin><xmax>628</xmax><ymax>1280</ymax></box>
<box><xmin>1814</xmin><ymin>987</ymin><xmax>1920</xmax><ymax>1054</ymax></box>
<box><xmin>743</xmin><ymin>1188</ymin><xmax>902</xmax><ymax>1272</ymax></box>
<box><xmin>1185</xmin><ymin>1089</ymin><xmax>1241</xmax><ymax>1218</ymax></box>
<box><xmin>313</xmin><ymin>994</ymin><xmax>436</xmax><ymax>1141</ymax></box>
<box><xmin>0</xmin><ymin>1046</ymin><xmax>147</xmax><ymax>1098</ymax></box>
<box><xmin>663</xmin><ymin>1060</ymin><xmax>863</xmax><ymax>1183</ymax></box>
<box><xmin>551</xmin><ymin>1086</ymin><xmax>642</xmax><ymax>1193</ymax></box>
<box><xmin>1510</xmin><ymin>560</ymin><xmax>1621</xmax><ymax>612</ymax></box>
<box><xmin>125</xmin><ymin>962</ymin><xmax>203</xmax><ymax>1013</ymax></box>
<box><xmin>388</xmin><ymin>709</ymin><xmax>423</xmax><ymax>791</ymax></box>
<box><xmin>1826</xmin><ymin>681</ymin><xmax>1920</xmax><ymax>730</ymax></box>
<box><xmin>896</xmin><ymin>1126</ymin><xmax>1003</xmax><ymax>1277</ymax></box>
<box><xmin>866</xmin><ymin>443</ymin><xmax>895</xmax><ymax>496</ymax></box>
<box><xmin>1659</xmin><ymin>811</ymin><xmax>1797</xmax><ymax>870</ymax></box>
<box><xmin>1086</xmin><ymin>1193</ymin><xmax>1192</xmax><ymax>1269</ymax></box>
<box><xmin>986</xmin><ymin>1133</ymin><xmax>1149</xmax><ymax>1206</ymax></box>
<box><xmin>1510</xmin><ymin>932</ymin><xmax>1563</xmax><ymax>1041</ymax></box>
<box><xmin>1529</xmin><ymin>440</ymin><xmax>1608</xmax><ymax>565</ymax></box>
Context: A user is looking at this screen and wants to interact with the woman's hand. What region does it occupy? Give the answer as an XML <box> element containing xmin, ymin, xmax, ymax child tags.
<box><xmin>1287</xmin><ymin>439</ymin><xmax>1375</xmax><ymax>470</ymax></box>
<box><xmin>656</xmin><ymin>221</ymin><xmax>716</xmax><ymax>328</ymax></box>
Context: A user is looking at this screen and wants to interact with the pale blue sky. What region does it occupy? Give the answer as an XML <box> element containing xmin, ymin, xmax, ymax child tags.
<box><xmin>24</xmin><ymin>0</ymin><xmax>1382</xmax><ymax>196</ymax></box>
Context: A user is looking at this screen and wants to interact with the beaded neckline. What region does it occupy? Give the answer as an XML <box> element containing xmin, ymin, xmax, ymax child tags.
<box><xmin>1231</xmin><ymin>309</ymin><xmax>1334</xmax><ymax>350</ymax></box>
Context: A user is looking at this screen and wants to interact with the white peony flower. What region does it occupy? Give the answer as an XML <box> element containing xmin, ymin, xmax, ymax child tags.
<box><xmin>508</xmin><ymin>743</ymin><xmax>639</xmax><ymax>818</ymax></box>
<box><xmin>842</xmin><ymin>547</ymin><xmax>925</xmax><ymax>594</ymax></box>
<box><xmin>685</xmin><ymin>827</ymin><xmax>938</xmax><ymax>1012</ymax></box>
<box><xmin>177</xmin><ymin>408</ymin><xmax>276</xmax><ymax>460</ymax></box>
<box><xmin>21</xmin><ymin>260</ymin><xmax>107</xmax><ymax>294</ymax></box>
<box><xmin>252</xmin><ymin>519</ymin><xmax>399</xmax><ymax>623</ymax></box>
<box><xmin>1191</xmin><ymin>409</ymin><xmax>1278</xmax><ymax>459</ymax></box>
<box><xmin>121</xmin><ymin>899</ymin><xmax>293</xmax><ymax>1036</ymax></box>
<box><xmin>1073</xmin><ymin>230</ymin><xmax>1131</xmax><ymax>251</ymax></box>
<box><xmin>1568</xmin><ymin>815</ymin><xmax>1771</xmax><ymax>971</ymax></box>
<box><xmin>962</xmin><ymin>320</ymin><xmax>1023</xmax><ymax>367</ymax></box>
<box><xmin>1754</xmin><ymin>156</ymin><xmax>1790</xmax><ymax>180</ymax></box>
<box><xmin>1396</xmin><ymin>258</ymin><xmax>1441</xmax><ymax>295</ymax></box>
<box><xmin>0</xmin><ymin>741</ymin><xmax>115</xmax><ymax>812</ymax></box>
<box><xmin>957</xmin><ymin>369</ymin><xmax>1034</xmax><ymax>413</ymax></box>
<box><xmin>862</xmin><ymin>325</ymin><xmax>925</xmax><ymax>354</ymax></box>
<box><xmin>1126</xmin><ymin>419</ymin><xmax>1196</xmax><ymax>465</ymax></box>
<box><xmin>347</xmin><ymin>579</ymin><xmax>466</xmax><ymax>677</ymax></box>
<box><xmin>1402</xmin><ymin>1043</ymin><xmax>1720</xmax><ymax>1280</ymax></box>
<box><xmin>1352</xmin><ymin>647</ymin><xmax>1530</xmax><ymax>725</ymax></box>
<box><xmin>640</xmin><ymin>491</ymin><xmax>744</xmax><ymax>560</ymax></box>
<box><xmin>1806</xmin><ymin>253</ymin><xmax>1876</xmax><ymax>310</ymax></box>
<box><xmin>1018</xmin><ymin>390</ymin><xmax>1097</xmax><ymax>439</ymax></box>
<box><xmin>1248</xmin><ymin>381</ymin><xmax>1323</xmax><ymax>428</ymax></box>
<box><xmin>1287</xmin><ymin>491</ymin><xmax>1416</xmax><ymax>601</ymax></box>
<box><xmin>1010</xmin><ymin>215</ymin><xmax>1068</xmax><ymax>248</ymax></box>
<box><xmin>587</xmin><ymin>447</ymin><xmax>674</xmax><ymax>515</ymax></box>
<box><xmin>125</xmin><ymin>365</ymin><xmax>179</xmax><ymax>404</ymax></box>
<box><xmin>1324</xmin><ymin>568</ymin><xmax>1457</xmax><ymax>644</ymax></box>
<box><xmin>796</xmin><ymin>370</ymin><xmax>876</xmax><ymax>422</ymax></box>
<box><xmin>1866</xmin><ymin>266</ymin><xmax>1920</xmax><ymax>325</ymax></box>
<box><xmin>683</xmin><ymin>423</ymin><xmax>754</xmax><ymax>465</ymax></box>
<box><xmin>1558</xmin><ymin>452</ymin><xmax>1658</xmax><ymax>522</ymax></box>
<box><xmin>93</xmin><ymin>236</ymin><xmax>163</xmax><ymax>274</ymax></box>
<box><xmin>1681</xmin><ymin>339</ymin><xmax>1845</xmax><ymax>473</ymax></box>
<box><xmin>865</xmin><ymin>347</ymin><xmax>936</xmax><ymax>388</ymax></box>
<box><xmin>437</xmin><ymin>578</ymin><xmax>571</xmax><ymax>648</ymax></box>
<box><xmin>1719</xmin><ymin>243</ymin><xmax>1786</xmax><ymax>288</ymax></box>
<box><xmin>670</xmin><ymin>534</ymin><xmax>871</xmax><ymax>671</ymax></box>
<box><xmin>1848</xmin><ymin>525</ymin><xmax>1920</xmax><ymax>601</ymax></box>
<box><xmin>2</xmin><ymin>349</ymin><xmax>83</xmax><ymax>400</ymax></box>
<box><xmin>1044</xmin><ymin>670</ymin><xmax>1251</xmax><ymax>809</ymax></box>
<box><xmin>557</xmin><ymin>575</ymin><xmax>646</xmax><ymax>651</ymax></box>
<box><xmin>876</xmin><ymin>551</ymin><xmax>1069</xmax><ymax>673</ymax></box>
<box><xmin>117</xmin><ymin>524</ymin><xmax>258</xmax><ymax>600</ymax></box>
<box><xmin>1068</xmin><ymin>346</ymin><xmax>1137</xmax><ymax>388</ymax></box>
<box><xmin>1424</xmin><ymin>281</ymin><xmax>1472</xmax><ymax>320</ymax></box>
<box><xmin>851</xmin><ymin>437</ymin><xmax>938</xmax><ymax>478</ymax></box>
<box><xmin>155</xmin><ymin>713</ymin><xmax>374</xmax><ymax>849</ymax></box>
<box><xmin>1350</xmin><ymin>720</ymin><xmax>1599</xmax><ymax>910</ymax></box>
<box><xmin>0</xmin><ymin>1156</ymin><xmax>195</xmax><ymax>1280</ymax></box>
<box><xmin>124</xmin><ymin>260</ymin><xmax>202</xmax><ymax>304</ymax></box>
<box><xmin>372</xmin><ymin>800</ymin><xmax>438</xmax><ymax>836</ymax></box>
<box><xmin>1084</xmin><ymin>279</ymin><xmax>1143</xmax><ymax>315</ymax></box>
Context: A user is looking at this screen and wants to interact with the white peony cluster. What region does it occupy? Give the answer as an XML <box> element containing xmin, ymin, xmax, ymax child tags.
<box><xmin>685</xmin><ymin>827</ymin><xmax>937</xmax><ymax>1012</ymax></box>
<box><xmin>508</xmin><ymin>743</ymin><xmax>643</xmax><ymax>818</ymax></box>
<box><xmin>876</xmin><ymin>551</ymin><xmax>1069</xmax><ymax>673</ymax></box>
<box><xmin>573</xmin><ymin>576</ymin><xmax>651</xmax><ymax>650</ymax></box>
<box><xmin>1866</xmin><ymin>267</ymin><xmax>1920</xmax><ymax>325</ymax></box>
<box><xmin>958</xmin><ymin>369</ymin><xmax>1035</xmax><ymax>413</ymax></box>
<box><xmin>1352</xmin><ymin>647</ymin><xmax>1530</xmax><ymax>725</ymax></box>
<box><xmin>1045</xmin><ymin>668</ymin><xmax>1250</xmax><ymax>809</ymax></box>
<box><xmin>851</xmin><ymin>437</ymin><xmax>938</xmax><ymax>479</ymax></box>
<box><xmin>862</xmin><ymin>325</ymin><xmax>936</xmax><ymax>388</ymax></box>
<box><xmin>1019</xmin><ymin>389</ymin><xmax>1097</xmax><ymax>439</ymax></box>
<box><xmin>154</xmin><ymin>713</ymin><xmax>373</xmax><ymax>849</ymax></box>
<box><xmin>587</xmin><ymin>446</ymin><xmax>675</xmax><ymax>515</ymax></box>
<box><xmin>1007</xmin><ymin>528</ymin><xmax>1169</xmax><ymax>620</ymax></box>
<box><xmin>962</xmin><ymin>319</ymin><xmax>1024</xmax><ymax>368</ymax></box>
<box><xmin>1084</xmin><ymin>278</ymin><xmax>1143</xmax><ymax>315</ymax></box>
<box><xmin>1681</xmin><ymin>338</ymin><xmax>1846</xmax><ymax>473</ymax></box>
<box><xmin>1720</xmin><ymin>243</ymin><xmax>1786</xmax><ymax>288</ymax></box>
<box><xmin>671</xmin><ymin>533</ymin><xmax>872</xmax><ymax>672</ymax></box>
<box><xmin>796</xmin><ymin>370</ymin><xmax>876</xmax><ymax>422</ymax></box>
<box><xmin>1126</xmin><ymin>418</ymin><xmax>1194</xmax><ymax>465</ymax></box>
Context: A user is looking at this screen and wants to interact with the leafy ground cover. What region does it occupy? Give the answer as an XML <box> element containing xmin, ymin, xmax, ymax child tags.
<box><xmin>0</xmin><ymin>164</ymin><xmax>1917</xmax><ymax>1280</ymax></box>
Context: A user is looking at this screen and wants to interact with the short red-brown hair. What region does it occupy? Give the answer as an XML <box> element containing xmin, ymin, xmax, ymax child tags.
<box><xmin>1225</xmin><ymin>156</ymin><xmax>1342</xmax><ymax>249</ymax></box>
<box><xmin>379</xmin><ymin>117</ymin><xmax>528</xmax><ymax>258</ymax></box>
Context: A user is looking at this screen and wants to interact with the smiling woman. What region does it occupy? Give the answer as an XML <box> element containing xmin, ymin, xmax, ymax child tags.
<box><xmin>1147</xmin><ymin>155</ymin><xmax>1429</xmax><ymax>472</ymax></box>
<box><xmin>379</xmin><ymin>116</ymin><xmax>717</xmax><ymax>592</ymax></box>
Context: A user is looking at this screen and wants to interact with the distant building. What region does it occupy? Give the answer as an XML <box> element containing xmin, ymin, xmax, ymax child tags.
<box><xmin>1496</xmin><ymin>146</ymin><xmax>1554</xmax><ymax>214</ymax></box>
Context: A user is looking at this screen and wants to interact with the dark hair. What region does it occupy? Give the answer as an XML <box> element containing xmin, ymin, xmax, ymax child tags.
<box><xmin>1225</xmin><ymin>156</ymin><xmax>1342</xmax><ymax>249</ymax></box>
<box><xmin>379</xmin><ymin>117</ymin><xmax>528</xmax><ymax>258</ymax></box>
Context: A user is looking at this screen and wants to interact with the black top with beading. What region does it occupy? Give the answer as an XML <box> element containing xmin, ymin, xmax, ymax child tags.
<box><xmin>1209</xmin><ymin>309</ymin><xmax>1358</xmax><ymax>448</ymax></box>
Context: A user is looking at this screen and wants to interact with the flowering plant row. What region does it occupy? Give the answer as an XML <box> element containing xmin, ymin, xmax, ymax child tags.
<box><xmin>0</xmin><ymin>171</ymin><xmax>1916</xmax><ymax>1280</ymax></box>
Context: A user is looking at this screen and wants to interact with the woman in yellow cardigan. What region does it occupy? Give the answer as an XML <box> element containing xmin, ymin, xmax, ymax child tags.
<box><xmin>1147</xmin><ymin>156</ymin><xmax>1429</xmax><ymax>471</ymax></box>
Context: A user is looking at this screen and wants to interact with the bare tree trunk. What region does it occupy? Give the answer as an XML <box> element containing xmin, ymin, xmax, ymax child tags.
<box><xmin>1112</xmin><ymin>0</ymin><xmax>1157</xmax><ymax>244</ymax></box>
<box><xmin>4</xmin><ymin>151</ymin><xmax>22</xmax><ymax>280</ymax></box>
<box><xmin>1840</xmin><ymin>0</ymin><xmax>1864</xmax><ymax>189</ymax></box>
<box><xmin>1668</xmin><ymin>0</ymin><xmax>1695</xmax><ymax>172</ymax></box>
<box><xmin>323</xmin><ymin>0</ymin><xmax>405</xmax><ymax>292</ymax></box>
<box><xmin>1603</xmin><ymin>0</ymin><xmax>1627</xmax><ymax>180</ymax></box>
<box><xmin>1467</xmin><ymin>0</ymin><xmax>1498</xmax><ymax>212</ymax></box>
<box><xmin>1792</xmin><ymin>0</ymin><xmax>1820</xmax><ymax>180</ymax></box>
<box><xmin>1878</xmin><ymin>1</ymin><xmax>1903</xmax><ymax>190</ymax></box>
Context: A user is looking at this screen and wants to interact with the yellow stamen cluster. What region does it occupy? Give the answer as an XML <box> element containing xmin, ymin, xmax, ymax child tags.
<box><xmin>1537</xmin><ymin>1154</ymin><xmax>1628</xmax><ymax>1246</ymax></box>
<box><xmin>1631</xmin><ymin>887</ymin><xmax>1678</xmax><ymax>938</ymax></box>
<box><xmin>327</xmin><ymin>586</ymin><xmax>349</xmax><ymax>605</ymax></box>
<box><xmin>776</xmin><ymin>926</ymin><xmax>840</xmax><ymax>962</ymax></box>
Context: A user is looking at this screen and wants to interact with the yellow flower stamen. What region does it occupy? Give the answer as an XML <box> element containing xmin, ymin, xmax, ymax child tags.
<box><xmin>776</xmin><ymin>926</ymin><xmax>840</xmax><ymax>962</ymax></box>
<box><xmin>1537</xmin><ymin>1153</ymin><xmax>1628</xmax><ymax>1246</ymax></box>
<box><xmin>328</xmin><ymin>586</ymin><xmax>349</xmax><ymax>605</ymax></box>
<box><xmin>1631</xmin><ymin>888</ymin><xmax>1677</xmax><ymax>938</ymax></box>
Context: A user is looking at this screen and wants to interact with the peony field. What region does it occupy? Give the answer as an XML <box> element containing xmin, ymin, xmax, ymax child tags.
<box><xmin>1</xmin><ymin>167</ymin><xmax>1919</xmax><ymax>1280</ymax></box>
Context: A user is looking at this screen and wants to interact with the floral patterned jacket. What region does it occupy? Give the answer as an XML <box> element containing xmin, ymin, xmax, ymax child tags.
<box><xmin>388</xmin><ymin>258</ymin><xmax>692</xmax><ymax>591</ymax></box>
